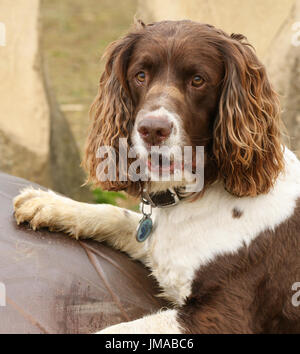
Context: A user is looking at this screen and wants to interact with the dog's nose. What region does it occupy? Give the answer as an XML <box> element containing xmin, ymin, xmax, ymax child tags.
<box><xmin>137</xmin><ymin>116</ymin><xmax>173</xmax><ymax>145</ymax></box>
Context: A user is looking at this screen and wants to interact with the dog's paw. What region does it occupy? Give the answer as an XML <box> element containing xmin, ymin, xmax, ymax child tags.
<box><xmin>13</xmin><ymin>187</ymin><xmax>66</xmax><ymax>231</ymax></box>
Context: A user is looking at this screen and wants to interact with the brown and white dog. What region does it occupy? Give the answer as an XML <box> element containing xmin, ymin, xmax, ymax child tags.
<box><xmin>13</xmin><ymin>20</ymin><xmax>300</xmax><ymax>333</ymax></box>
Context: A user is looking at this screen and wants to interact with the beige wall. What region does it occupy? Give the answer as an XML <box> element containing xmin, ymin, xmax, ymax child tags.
<box><xmin>0</xmin><ymin>0</ymin><xmax>91</xmax><ymax>200</ymax></box>
<box><xmin>139</xmin><ymin>0</ymin><xmax>295</xmax><ymax>59</ymax></box>
<box><xmin>0</xmin><ymin>0</ymin><xmax>49</xmax><ymax>157</ymax></box>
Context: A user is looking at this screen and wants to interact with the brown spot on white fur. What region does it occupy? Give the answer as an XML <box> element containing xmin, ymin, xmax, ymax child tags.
<box><xmin>232</xmin><ymin>207</ymin><xmax>243</xmax><ymax>218</ymax></box>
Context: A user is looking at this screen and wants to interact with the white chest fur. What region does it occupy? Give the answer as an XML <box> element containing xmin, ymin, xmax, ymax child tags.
<box><xmin>144</xmin><ymin>149</ymin><xmax>300</xmax><ymax>305</ymax></box>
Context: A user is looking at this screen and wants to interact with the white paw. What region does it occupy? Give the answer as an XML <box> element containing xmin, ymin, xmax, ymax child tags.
<box><xmin>13</xmin><ymin>187</ymin><xmax>68</xmax><ymax>232</ymax></box>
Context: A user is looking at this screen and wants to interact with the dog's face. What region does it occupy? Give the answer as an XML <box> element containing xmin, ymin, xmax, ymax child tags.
<box><xmin>128</xmin><ymin>23</ymin><xmax>224</xmax><ymax>150</ymax></box>
<box><xmin>127</xmin><ymin>23</ymin><xmax>224</xmax><ymax>188</ymax></box>
<box><xmin>84</xmin><ymin>20</ymin><xmax>283</xmax><ymax>197</ymax></box>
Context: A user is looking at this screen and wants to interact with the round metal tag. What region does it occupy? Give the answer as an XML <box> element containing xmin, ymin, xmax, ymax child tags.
<box><xmin>136</xmin><ymin>216</ymin><xmax>153</xmax><ymax>242</ymax></box>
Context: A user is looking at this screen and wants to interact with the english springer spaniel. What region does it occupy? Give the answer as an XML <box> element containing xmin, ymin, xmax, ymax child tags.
<box><xmin>13</xmin><ymin>20</ymin><xmax>300</xmax><ymax>334</ymax></box>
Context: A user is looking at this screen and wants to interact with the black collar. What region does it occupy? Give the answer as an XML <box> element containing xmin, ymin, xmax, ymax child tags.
<box><xmin>142</xmin><ymin>187</ymin><xmax>189</xmax><ymax>208</ymax></box>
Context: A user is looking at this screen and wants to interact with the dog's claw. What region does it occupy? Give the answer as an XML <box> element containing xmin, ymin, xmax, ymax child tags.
<box><xmin>13</xmin><ymin>187</ymin><xmax>55</xmax><ymax>232</ymax></box>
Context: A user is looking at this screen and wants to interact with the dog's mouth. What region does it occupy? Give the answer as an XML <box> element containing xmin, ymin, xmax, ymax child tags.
<box><xmin>147</xmin><ymin>157</ymin><xmax>176</xmax><ymax>174</ymax></box>
<box><xmin>146</xmin><ymin>152</ymin><xmax>196</xmax><ymax>176</ymax></box>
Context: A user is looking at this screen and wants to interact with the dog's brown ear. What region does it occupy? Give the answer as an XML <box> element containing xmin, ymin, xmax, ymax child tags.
<box><xmin>213</xmin><ymin>34</ymin><xmax>284</xmax><ymax>197</ymax></box>
<box><xmin>83</xmin><ymin>32</ymin><xmax>142</xmax><ymax>191</ymax></box>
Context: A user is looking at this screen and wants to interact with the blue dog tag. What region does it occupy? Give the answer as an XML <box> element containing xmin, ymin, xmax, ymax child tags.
<box><xmin>136</xmin><ymin>216</ymin><xmax>153</xmax><ymax>242</ymax></box>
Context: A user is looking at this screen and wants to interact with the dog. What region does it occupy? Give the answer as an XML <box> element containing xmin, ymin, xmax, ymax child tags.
<box><xmin>13</xmin><ymin>20</ymin><xmax>300</xmax><ymax>334</ymax></box>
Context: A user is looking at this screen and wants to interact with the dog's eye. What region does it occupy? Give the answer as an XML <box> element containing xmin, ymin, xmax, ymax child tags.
<box><xmin>191</xmin><ymin>75</ymin><xmax>205</xmax><ymax>88</ymax></box>
<box><xmin>136</xmin><ymin>71</ymin><xmax>146</xmax><ymax>83</ymax></box>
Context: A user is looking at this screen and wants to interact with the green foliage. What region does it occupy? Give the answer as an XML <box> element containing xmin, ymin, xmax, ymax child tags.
<box><xmin>92</xmin><ymin>188</ymin><xmax>126</xmax><ymax>205</ymax></box>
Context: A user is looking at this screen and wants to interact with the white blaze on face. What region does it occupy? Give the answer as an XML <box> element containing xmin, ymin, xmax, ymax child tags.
<box><xmin>132</xmin><ymin>106</ymin><xmax>183</xmax><ymax>155</ymax></box>
<box><xmin>131</xmin><ymin>106</ymin><xmax>182</xmax><ymax>185</ymax></box>
<box><xmin>131</xmin><ymin>106</ymin><xmax>204</xmax><ymax>191</ymax></box>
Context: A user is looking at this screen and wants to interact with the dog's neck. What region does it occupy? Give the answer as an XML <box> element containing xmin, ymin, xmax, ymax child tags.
<box><xmin>141</xmin><ymin>184</ymin><xmax>199</xmax><ymax>208</ymax></box>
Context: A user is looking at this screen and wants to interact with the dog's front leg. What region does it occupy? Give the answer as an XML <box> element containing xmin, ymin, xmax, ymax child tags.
<box><xmin>13</xmin><ymin>187</ymin><xmax>146</xmax><ymax>261</ymax></box>
<box><xmin>98</xmin><ymin>310</ymin><xmax>183</xmax><ymax>334</ymax></box>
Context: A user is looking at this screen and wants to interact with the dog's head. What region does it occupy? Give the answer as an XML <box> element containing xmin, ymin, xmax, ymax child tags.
<box><xmin>84</xmin><ymin>20</ymin><xmax>284</xmax><ymax>197</ymax></box>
